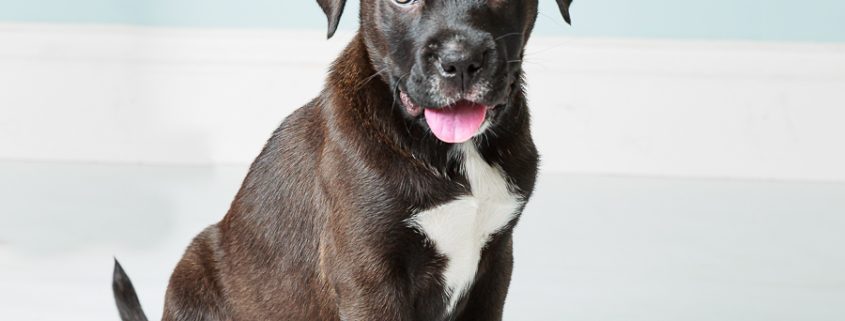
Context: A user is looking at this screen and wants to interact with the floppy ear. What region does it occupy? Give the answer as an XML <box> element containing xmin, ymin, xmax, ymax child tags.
<box><xmin>317</xmin><ymin>0</ymin><xmax>348</xmax><ymax>39</ymax></box>
<box><xmin>555</xmin><ymin>0</ymin><xmax>573</xmax><ymax>25</ymax></box>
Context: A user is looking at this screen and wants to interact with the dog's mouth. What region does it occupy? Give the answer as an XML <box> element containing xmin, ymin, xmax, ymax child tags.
<box><xmin>400</xmin><ymin>91</ymin><xmax>491</xmax><ymax>144</ymax></box>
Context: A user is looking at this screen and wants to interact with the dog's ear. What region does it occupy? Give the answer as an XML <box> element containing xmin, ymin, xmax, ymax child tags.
<box><xmin>555</xmin><ymin>0</ymin><xmax>573</xmax><ymax>25</ymax></box>
<box><xmin>317</xmin><ymin>0</ymin><xmax>348</xmax><ymax>39</ymax></box>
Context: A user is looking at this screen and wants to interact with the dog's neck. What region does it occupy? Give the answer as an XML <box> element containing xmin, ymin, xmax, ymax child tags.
<box><xmin>323</xmin><ymin>34</ymin><xmax>431</xmax><ymax>169</ymax></box>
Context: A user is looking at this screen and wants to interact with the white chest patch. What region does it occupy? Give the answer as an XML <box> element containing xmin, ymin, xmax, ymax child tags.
<box><xmin>408</xmin><ymin>143</ymin><xmax>522</xmax><ymax>313</ymax></box>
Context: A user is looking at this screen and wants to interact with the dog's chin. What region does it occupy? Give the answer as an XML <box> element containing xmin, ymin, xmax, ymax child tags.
<box><xmin>399</xmin><ymin>91</ymin><xmax>499</xmax><ymax>144</ymax></box>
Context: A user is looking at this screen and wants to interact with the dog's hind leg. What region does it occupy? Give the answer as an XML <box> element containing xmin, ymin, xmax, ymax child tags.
<box><xmin>162</xmin><ymin>226</ymin><xmax>231</xmax><ymax>321</ymax></box>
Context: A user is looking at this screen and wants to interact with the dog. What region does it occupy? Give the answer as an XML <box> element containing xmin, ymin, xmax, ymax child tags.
<box><xmin>113</xmin><ymin>1</ymin><xmax>573</xmax><ymax>320</ymax></box>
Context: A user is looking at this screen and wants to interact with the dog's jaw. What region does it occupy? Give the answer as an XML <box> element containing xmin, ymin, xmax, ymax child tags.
<box><xmin>399</xmin><ymin>90</ymin><xmax>499</xmax><ymax>143</ymax></box>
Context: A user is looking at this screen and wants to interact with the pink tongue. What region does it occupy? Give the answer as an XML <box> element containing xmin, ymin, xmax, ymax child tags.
<box><xmin>424</xmin><ymin>101</ymin><xmax>487</xmax><ymax>143</ymax></box>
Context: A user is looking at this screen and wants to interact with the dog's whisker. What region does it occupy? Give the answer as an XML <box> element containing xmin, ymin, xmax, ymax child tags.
<box><xmin>494</xmin><ymin>32</ymin><xmax>522</xmax><ymax>42</ymax></box>
<box><xmin>524</xmin><ymin>42</ymin><xmax>569</xmax><ymax>57</ymax></box>
<box><xmin>514</xmin><ymin>59</ymin><xmax>548</xmax><ymax>68</ymax></box>
<box><xmin>355</xmin><ymin>67</ymin><xmax>390</xmax><ymax>90</ymax></box>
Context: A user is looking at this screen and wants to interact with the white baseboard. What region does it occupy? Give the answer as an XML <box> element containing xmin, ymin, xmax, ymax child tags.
<box><xmin>1</xmin><ymin>23</ymin><xmax>844</xmax><ymax>181</ymax></box>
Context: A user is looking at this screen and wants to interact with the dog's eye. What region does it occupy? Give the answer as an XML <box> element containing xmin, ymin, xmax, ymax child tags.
<box><xmin>394</xmin><ymin>0</ymin><xmax>416</xmax><ymax>6</ymax></box>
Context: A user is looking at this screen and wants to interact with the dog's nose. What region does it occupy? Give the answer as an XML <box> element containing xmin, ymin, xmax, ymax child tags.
<box><xmin>437</xmin><ymin>42</ymin><xmax>489</xmax><ymax>91</ymax></box>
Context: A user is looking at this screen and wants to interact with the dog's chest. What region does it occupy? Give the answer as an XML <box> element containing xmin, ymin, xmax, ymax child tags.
<box><xmin>408</xmin><ymin>143</ymin><xmax>522</xmax><ymax>313</ymax></box>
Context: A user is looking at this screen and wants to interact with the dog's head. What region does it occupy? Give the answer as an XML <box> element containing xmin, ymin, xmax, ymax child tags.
<box><xmin>317</xmin><ymin>0</ymin><xmax>573</xmax><ymax>143</ymax></box>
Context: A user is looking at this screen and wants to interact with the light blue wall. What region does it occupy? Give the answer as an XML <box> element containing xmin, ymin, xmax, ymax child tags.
<box><xmin>1</xmin><ymin>0</ymin><xmax>844</xmax><ymax>42</ymax></box>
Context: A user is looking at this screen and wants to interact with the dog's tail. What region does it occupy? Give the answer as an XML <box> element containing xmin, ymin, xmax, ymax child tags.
<box><xmin>112</xmin><ymin>259</ymin><xmax>150</xmax><ymax>321</ymax></box>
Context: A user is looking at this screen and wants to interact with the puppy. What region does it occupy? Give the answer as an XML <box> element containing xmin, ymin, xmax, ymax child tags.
<box><xmin>113</xmin><ymin>1</ymin><xmax>573</xmax><ymax>320</ymax></box>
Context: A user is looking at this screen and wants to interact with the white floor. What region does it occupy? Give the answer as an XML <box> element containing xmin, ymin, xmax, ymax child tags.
<box><xmin>0</xmin><ymin>161</ymin><xmax>843</xmax><ymax>320</ymax></box>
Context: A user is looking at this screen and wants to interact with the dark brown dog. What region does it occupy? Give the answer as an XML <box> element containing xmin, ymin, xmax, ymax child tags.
<box><xmin>113</xmin><ymin>1</ymin><xmax>573</xmax><ymax>320</ymax></box>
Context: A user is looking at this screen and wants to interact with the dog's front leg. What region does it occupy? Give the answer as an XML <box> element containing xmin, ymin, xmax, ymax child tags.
<box><xmin>455</xmin><ymin>233</ymin><xmax>515</xmax><ymax>321</ymax></box>
<box><xmin>324</xmin><ymin>231</ymin><xmax>412</xmax><ymax>321</ymax></box>
<box><xmin>328</xmin><ymin>253</ymin><xmax>412</xmax><ymax>321</ymax></box>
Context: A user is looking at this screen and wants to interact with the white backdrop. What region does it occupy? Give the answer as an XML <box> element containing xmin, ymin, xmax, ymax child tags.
<box><xmin>2</xmin><ymin>23</ymin><xmax>844</xmax><ymax>181</ymax></box>
<box><xmin>2</xmin><ymin>23</ymin><xmax>845</xmax><ymax>321</ymax></box>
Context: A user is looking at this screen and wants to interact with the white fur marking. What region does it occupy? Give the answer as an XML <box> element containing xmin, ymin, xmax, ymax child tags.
<box><xmin>408</xmin><ymin>143</ymin><xmax>521</xmax><ymax>314</ymax></box>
